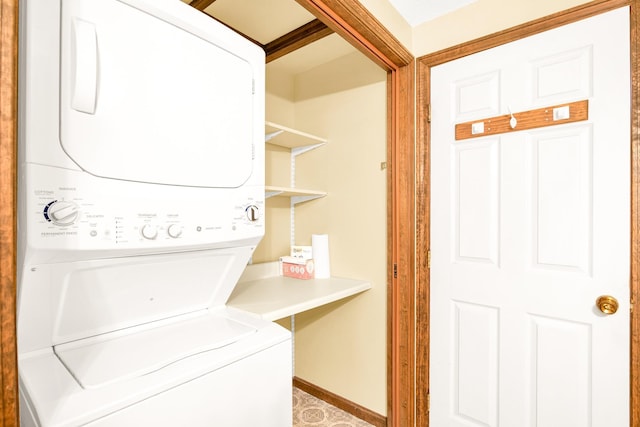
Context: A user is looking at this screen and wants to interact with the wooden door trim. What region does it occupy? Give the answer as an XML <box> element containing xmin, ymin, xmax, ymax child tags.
<box><xmin>1</xmin><ymin>1</ymin><xmax>415</xmax><ymax>426</ymax></box>
<box><xmin>0</xmin><ymin>0</ymin><xmax>19</xmax><ymax>425</ymax></box>
<box><xmin>295</xmin><ymin>0</ymin><xmax>413</xmax><ymax>69</ymax></box>
<box><xmin>416</xmin><ymin>1</ymin><xmax>639</xmax><ymax>425</ymax></box>
<box><xmin>630</xmin><ymin>1</ymin><xmax>640</xmax><ymax>425</ymax></box>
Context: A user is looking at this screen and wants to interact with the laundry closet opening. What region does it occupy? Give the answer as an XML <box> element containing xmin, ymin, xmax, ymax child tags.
<box><xmin>259</xmin><ymin>36</ymin><xmax>387</xmax><ymax>415</ymax></box>
<box><xmin>191</xmin><ymin>0</ymin><xmax>390</xmax><ymax>422</ymax></box>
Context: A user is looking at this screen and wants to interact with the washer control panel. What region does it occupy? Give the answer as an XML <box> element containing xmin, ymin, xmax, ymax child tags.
<box><xmin>25</xmin><ymin>167</ymin><xmax>264</xmax><ymax>253</ymax></box>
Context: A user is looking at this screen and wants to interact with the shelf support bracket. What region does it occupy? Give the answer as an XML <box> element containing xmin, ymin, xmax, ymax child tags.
<box><xmin>292</xmin><ymin>142</ymin><xmax>326</xmax><ymax>157</ymax></box>
<box><xmin>291</xmin><ymin>194</ymin><xmax>326</xmax><ymax>205</ymax></box>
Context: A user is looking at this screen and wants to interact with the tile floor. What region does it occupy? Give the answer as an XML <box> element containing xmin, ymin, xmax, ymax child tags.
<box><xmin>292</xmin><ymin>387</ymin><xmax>374</xmax><ymax>427</ymax></box>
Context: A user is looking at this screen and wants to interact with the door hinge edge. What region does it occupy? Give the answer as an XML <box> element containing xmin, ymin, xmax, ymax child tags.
<box><xmin>393</xmin><ymin>263</ymin><xmax>397</xmax><ymax>279</ymax></box>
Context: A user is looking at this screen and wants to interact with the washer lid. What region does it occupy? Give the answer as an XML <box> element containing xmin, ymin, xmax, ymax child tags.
<box><xmin>59</xmin><ymin>0</ymin><xmax>261</xmax><ymax>188</ymax></box>
<box><xmin>54</xmin><ymin>311</ymin><xmax>256</xmax><ymax>389</ymax></box>
<box><xmin>47</xmin><ymin>247</ymin><xmax>255</xmax><ymax>348</ymax></box>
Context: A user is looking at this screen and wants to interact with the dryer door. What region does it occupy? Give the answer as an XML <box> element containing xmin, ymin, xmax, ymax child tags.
<box><xmin>59</xmin><ymin>0</ymin><xmax>262</xmax><ymax>188</ymax></box>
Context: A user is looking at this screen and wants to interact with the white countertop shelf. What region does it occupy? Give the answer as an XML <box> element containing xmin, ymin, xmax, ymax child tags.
<box><xmin>228</xmin><ymin>263</ymin><xmax>371</xmax><ymax>321</ymax></box>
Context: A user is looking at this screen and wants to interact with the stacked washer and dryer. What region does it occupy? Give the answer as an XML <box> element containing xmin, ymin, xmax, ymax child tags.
<box><xmin>17</xmin><ymin>0</ymin><xmax>292</xmax><ymax>425</ymax></box>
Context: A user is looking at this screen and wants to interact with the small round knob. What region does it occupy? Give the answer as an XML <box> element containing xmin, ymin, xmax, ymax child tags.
<box><xmin>141</xmin><ymin>224</ymin><xmax>158</xmax><ymax>240</ymax></box>
<box><xmin>245</xmin><ymin>205</ymin><xmax>260</xmax><ymax>222</ymax></box>
<box><xmin>167</xmin><ymin>224</ymin><xmax>183</xmax><ymax>238</ymax></box>
<box><xmin>596</xmin><ymin>295</ymin><xmax>619</xmax><ymax>315</ymax></box>
<box><xmin>45</xmin><ymin>200</ymin><xmax>79</xmax><ymax>226</ymax></box>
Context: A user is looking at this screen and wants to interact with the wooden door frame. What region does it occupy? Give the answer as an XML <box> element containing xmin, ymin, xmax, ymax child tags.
<box><xmin>0</xmin><ymin>1</ymin><xmax>416</xmax><ymax>426</ymax></box>
<box><xmin>0</xmin><ymin>0</ymin><xmax>19</xmax><ymax>425</ymax></box>
<box><xmin>416</xmin><ymin>0</ymin><xmax>640</xmax><ymax>425</ymax></box>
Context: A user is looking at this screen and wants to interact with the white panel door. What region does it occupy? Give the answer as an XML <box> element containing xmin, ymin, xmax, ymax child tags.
<box><xmin>430</xmin><ymin>8</ymin><xmax>630</xmax><ymax>426</ymax></box>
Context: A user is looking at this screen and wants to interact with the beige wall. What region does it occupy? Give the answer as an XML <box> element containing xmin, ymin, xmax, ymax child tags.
<box><xmin>261</xmin><ymin>51</ymin><xmax>388</xmax><ymax>414</ymax></box>
<box><xmin>412</xmin><ymin>0</ymin><xmax>592</xmax><ymax>55</ymax></box>
<box><xmin>360</xmin><ymin>0</ymin><xmax>594</xmax><ymax>56</ymax></box>
<box><xmin>357</xmin><ymin>0</ymin><xmax>412</xmax><ymax>51</ymax></box>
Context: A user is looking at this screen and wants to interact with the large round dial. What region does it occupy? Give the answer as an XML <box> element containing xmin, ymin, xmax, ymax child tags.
<box><xmin>245</xmin><ymin>205</ymin><xmax>260</xmax><ymax>222</ymax></box>
<box><xmin>44</xmin><ymin>200</ymin><xmax>79</xmax><ymax>226</ymax></box>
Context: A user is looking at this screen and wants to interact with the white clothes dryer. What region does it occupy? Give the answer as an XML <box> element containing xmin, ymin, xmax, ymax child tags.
<box><xmin>17</xmin><ymin>0</ymin><xmax>292</xmax><ymax>425</ymax></box>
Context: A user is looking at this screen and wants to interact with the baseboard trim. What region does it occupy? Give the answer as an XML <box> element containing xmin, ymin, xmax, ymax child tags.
<box><xmin>293</xmin><ymin>377</ymin><xmax>387</xmax><ymax>427</ymax></box>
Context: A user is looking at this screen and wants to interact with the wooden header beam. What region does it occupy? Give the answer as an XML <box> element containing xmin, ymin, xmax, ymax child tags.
<box><xmin>265</xmin><ymin>19</ymin><xmax>333</xmax><ymax>62</ymax></box>
<box><xmin>190</xmin><ymin>0</ymin><xmax>217</xmax><ymax>11</ymax></box>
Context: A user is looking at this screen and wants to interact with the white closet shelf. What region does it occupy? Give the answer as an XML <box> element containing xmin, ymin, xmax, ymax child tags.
<box><xmin>228</xmin><ymin>262</ymin><xmax>371</xmax><ymax>321</ymax></box>
<box><xmin>264</xmin><ymin>122</ymin><xmax>327</xmax><ymax>203</ymax></box>
<box><xmin>265</xmin><ymin>121</ymin><xmax>327</xmax><ymax>150</ymax></box>
<box><xmin>265</xmin><ymin>185</ymin><xmax>326</xmax><ymax>203</ymax></box>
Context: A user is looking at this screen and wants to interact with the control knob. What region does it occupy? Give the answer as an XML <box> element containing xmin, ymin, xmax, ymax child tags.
<box><xmin>167</xmin><ymin>224</ymin><xmax>183</xmax><ymax>238</ymax></box>
<box><xmin>245</xmin><ymin>205</ymin><xmax>260</xmax><ymax>222</ymax></box>
<box><xmin>141</xmin><ymin>224</ymin><xmax>158</xmax><ymax>240</ymax></box>
<box><xmin>44</xmin><ymin>200</ymin><xmax>79</xmax><ymax>226</ymax></box>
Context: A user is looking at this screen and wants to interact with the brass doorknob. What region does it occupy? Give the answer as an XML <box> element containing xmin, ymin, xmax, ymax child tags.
<box><xmin>596</xmin><ymin>295</ymin><xmax>619</xmax><ymax>315</ymax></box>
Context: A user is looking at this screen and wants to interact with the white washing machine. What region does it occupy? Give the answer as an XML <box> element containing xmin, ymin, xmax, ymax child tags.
<box><xmin>17</xmin><ymin>0</ymin><xmax>292</xmax><ymax>425</ymax></box>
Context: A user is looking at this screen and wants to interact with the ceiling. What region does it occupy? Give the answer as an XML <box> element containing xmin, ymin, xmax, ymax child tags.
<box><xmin>198</xmin><ymin>0</ymin><xmax>317</xmax><ymax>45</ymax></box>
<box><xmin>184</xmin><ymin>0</ymin><xmax>357</xmax><ymax>76</ymax></box>
<box><xmin>183</xmin><ymin>0</ymin><xmax>477</xmax><ymax>76</ymax></box>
